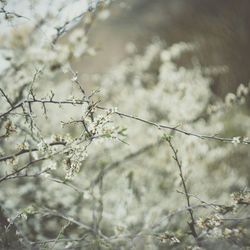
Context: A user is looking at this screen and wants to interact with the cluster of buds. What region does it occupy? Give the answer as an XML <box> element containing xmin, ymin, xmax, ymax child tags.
<box><xmin>231</xmin><ymin>190</ymin><xmax>250</xmax><ymax>205</ymax></box>
<box><xmin>197</xmin><ymin>214</ymin><xmax>223</xmax><ymax>230</ymax></box>
<box><xmin>223</xmin><ymin>227</ymin><xmax>245</xmax><ymax>239</ymax></box>
<box><xmin>4</xmin><ymin>120</ymin><xmax>16</xmax><ymax>137</ymax></box>
<box><xmin>155</xmin><ymin>231</ymin><xmax>180</xmax><ymax>245</ymax></box>
<box><xmin>208</xmin><ymin>83</ymin><xmax>249</xmax><ymax>114</ymax></box>
<box><xmin>63</xmin><ymin>142</ymin><xmax>88</xmax><ymax>179</ymax></box>
<box><xmin>225</xmin><ymin>83</ymin><xmax>249</xmax><ymax>107</ymax></box>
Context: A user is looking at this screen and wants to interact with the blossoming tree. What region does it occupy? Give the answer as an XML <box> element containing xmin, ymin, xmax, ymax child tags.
<box><xmin>0</xmin><ymin>0</ymin><xmax>249</xmax><ymax>249</ymax></box>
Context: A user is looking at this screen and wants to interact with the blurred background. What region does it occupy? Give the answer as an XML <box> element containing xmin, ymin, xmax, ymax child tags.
<box><xmin>81</xmin><ymin>0</ymin><xmax>250</xmax><ymax>97</ymax></box>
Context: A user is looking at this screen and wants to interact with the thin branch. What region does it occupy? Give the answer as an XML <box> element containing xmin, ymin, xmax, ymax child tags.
<box><xmin>51</xmin><ymin>221</ymin><xmax>71</xmax><ymax>250</ymax></box>
<box><xmin>0</xmin><ymin>157</ymin><xmax>48</xmax><ymax>183</ymax></box>
<box><xmin>31</xmin><ymin>235</ymin><xmax>87</xmax><ymax>245</ymax></box>
<box><xmin>0</xmin><ymin>88</ymin><xmax>13</xmax><ymax>107</ymax></box>
<box><xmin>151</xmin><ymin>204</ymin><xmax>212</xmax><ymax>231</ymax></box>
<box><xmin>47</xmin><ymin>177</ymin><xmax>85</xmax><ymax>193</ymax></box>
<box><xmin>1</xmin><ymin>96</ymin><xmax>249</xmax><ymax>145</ymax></box>
<box><xmin>167</xmin><ymin>138</ymin><xmax>200</xmax><ymax>243</ymax></box>
<box><xmin>52</xmin><ymin>1</ymin><xmax>98</xmax><ymax>44</ymax></box>
<box><xmin>41</xmin><ymin>209</ymin><xmax>94</xmax><ymax>233</ymax></box>
<box><xmin>0</xmin><ymin>7</ymin><xmax>30</xmax><ymax>20</ymax></box>
<box><xmin>0</xmin><ymin>141</ymin><xmax>67</xmax><ymax>163</ymax></box>
<box><xmin>89</xmin><ymin>140</ymin><xmax>163</xmax><ymax>189</ymax></box>
<box><xmin>110</xmin><ymin>109</ymin><xmax>250</xmax><ymax>145</ymax></box>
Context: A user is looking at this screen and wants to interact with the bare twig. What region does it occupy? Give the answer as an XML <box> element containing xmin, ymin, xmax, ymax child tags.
<box><xmin>166</xmin><ymin>138</ymin><xmax>200</xmax><ymax>244</ymax></box>
<box><xmin>0</xmin><ymin>6</ymin><xmax>30</xmax><ymax>20</ymax></box>
<box><xmin>1</xmin><ymin>96</ymin><xmax>249</xmax><ymax>145</ymax></box>
<box><xmin>41</xmin><ymin>209</ymin><xmax>94</xmax><ymax>233</ymax></box>
<box><xmin>110</xmin><ymin>109</ymin><xmax>250</xmax><ymax>145</ymax></box>
<box><xmin>90</xmin><ymin>140</ymin><xmax>163</xmax><ymax>189</ymax></box>
<box><xmin>0</xmin><ymin>156</ymin><xmax>48</xmax><ymax>183</ymax></box>
<box><xmin>0</xmin><ymin>141</ymin><xmax>67</xmax><ymax>163</ymax></box>
<box><xmin>0</xmin><ymin>88</ymin><xmax>13</xmax><ymax>107</ymax></box>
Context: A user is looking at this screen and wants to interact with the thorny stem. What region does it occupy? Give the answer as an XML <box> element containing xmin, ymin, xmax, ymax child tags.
<box><xmin>0</xmin><ymin>141</ymin><xmax>67</xmax><ymax>162</ymax></box>
<box><xmin>167</xmin><ymin>138</ymin><xmax>200</xmax><ymax>245</ymax></box>
<box><xmin>0</xmin><ymin>156</ymin><xmax>48</xmax><ymax>183</ymax></box>
<box><xmin>110</xmin><ymin>109</ymin><xmax>250</xmax><ymax>145</ymax></box>
<box><xmin>1</xmin><ymin>95</ymin><xmax>249</xmax><ymax>145</ymax></box>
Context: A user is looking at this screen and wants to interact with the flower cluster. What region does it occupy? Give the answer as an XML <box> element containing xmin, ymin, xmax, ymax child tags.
<box><xmin>197</xmin><ymin>214</ymin><xmax>223</xmax><ymax>230</ymax></box>
<box><xmin>155</xmin><ymin>231</ymin><xmax>180</xmax><ymax>245</ymax></box>
<box><xmin>63</xmin><ymin>142</ymin><xmax>88</xmax><ymax>179</ymax></box>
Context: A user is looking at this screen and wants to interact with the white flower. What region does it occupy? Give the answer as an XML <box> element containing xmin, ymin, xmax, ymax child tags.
<box><xmin>83</xmin><ymin>190</ymin><xmax>91</xmax><ymax>200</ymax></box>
<box><xmin>21</xmin><ymin>213</ymin><xmax>28</xmax><ymax>220</ymax></box>
<box><xmin>232</xmin><ymin>136</ymin><xmax>241</xmax><ymax>145</ymax></box>
<box><xmin>37</xmin><ymin>142</ymin><xmax>50</xmax><ymax>154</ymax></box>
<box><xmin>69</xmin><ymin>29</ymin><xmax>85</xmax><ymax>44</ymax></box>
<box><xmin>237</xmin><ymin>84</ymin><xmax>248</xmax><ymax>97</ymax></box>
<box><xmin>71</xmin><ymin>74</ymin><xmax>78</xmax><ymax>82</ymax></box>
<box><xmin>81</xmin><ymin>102</ymin><xmax>89</xmax><ymax>113</ymax></box>
<box><xmin>126</xmin><ymin>42</ymin><xmax>137</xmax><ymax>54</ymax></box>
<box><xmin>225</xmin><ymin>93</ymin><xmax>236</xmax><ymax>106</ymax></box>
<box><xmin>48</xmin><ymin>161</ymin><xmax>57</xmax><ymax>170</ymax></box>
<box><xmin>41</xmin><ymin>172</ymin><xmax>50</xmax><ymax>178</ymax></box>
<box><xmin>160</xmin><ymin>50</ymin><xmax>171</xmax><ymax>61</ymax></box>
<box><xmin>98</xmin><ymin>9</ymin><xmax>110</xmax><ymax>20</ymax></box>
<box><xmin>87</xmin><ymin>47</ymin><xmax>97</xmax><ymax>56</ymax></box>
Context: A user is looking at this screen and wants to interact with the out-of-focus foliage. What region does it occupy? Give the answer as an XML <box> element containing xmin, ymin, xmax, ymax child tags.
<box><xmin>0</xmin><ymin>1</ymin><xmax>249</xmax><ymax>249</ymax></box>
